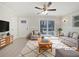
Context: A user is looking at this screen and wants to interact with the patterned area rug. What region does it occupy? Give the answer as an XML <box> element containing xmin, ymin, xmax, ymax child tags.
<box><xmin>19</xmin><ymin>40</ymin><xmax>55</xmax><ymax>57</ymax></box>
<box><xmin>19</xmin><ymin>38</ymin><xmax>77</xmax><ymax>57</ymax></box>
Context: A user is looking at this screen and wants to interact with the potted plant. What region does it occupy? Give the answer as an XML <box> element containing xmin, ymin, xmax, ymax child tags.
<box><xmin>57</xmin><ymin>28</ymin><xmax>62</xmax><ymax>36</ymax></box>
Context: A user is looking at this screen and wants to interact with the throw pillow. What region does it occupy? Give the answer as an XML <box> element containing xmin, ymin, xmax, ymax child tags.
<box><xmin>68</xmin><ymin>32</ymin><xmax>73</xmax><ymax>38</ymax></box>
<box><xmin>77</xmin><ymin>35</ymin><xmax>79</xmax><ymax>39</ymax></box>
<box><xmin>72</xmin><ymin>32</ymin><xmax>78</xmax><ymax>39</ymax></box>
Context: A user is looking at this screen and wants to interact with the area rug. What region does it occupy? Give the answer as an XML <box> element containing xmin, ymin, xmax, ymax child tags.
<box><xmin>19</xmin><ymin>38</ymin><xmax>77</xmax><ymax>57</ymax></box>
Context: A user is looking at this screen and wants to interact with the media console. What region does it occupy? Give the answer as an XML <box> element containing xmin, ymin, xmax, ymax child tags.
<box><xmin>0</xmin><ymin>35</ymin><xmax>13</xmax><ymax>48</ymax></box>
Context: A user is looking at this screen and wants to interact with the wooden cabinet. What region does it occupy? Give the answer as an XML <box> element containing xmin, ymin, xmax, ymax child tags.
<box><xmin>0</xmin><ymin>35</ymin><xmax>13</xmax><ymax>48</ymax></box>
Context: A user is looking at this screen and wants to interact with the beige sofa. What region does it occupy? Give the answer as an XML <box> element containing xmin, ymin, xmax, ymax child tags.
<box><xmin>60</xmin><ymin>32</ymin><xmax>79</xmax><ymax>48</ymax></box>
<box><xmin>55</xmin><ymin>49</ymin><xmax>79</xmax><ymax>57</ymax></box>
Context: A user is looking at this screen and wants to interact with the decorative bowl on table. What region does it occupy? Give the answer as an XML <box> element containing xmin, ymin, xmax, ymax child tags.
<box><xmin>42</xmin><ymin>37</ymin><xmax>49</xmax><ymax>42</ymax></box>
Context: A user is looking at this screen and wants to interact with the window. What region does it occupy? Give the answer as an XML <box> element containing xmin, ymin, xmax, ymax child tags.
<box><xmin>40</xmin><ymin>20</ymin><xmax>54</xmax><ymax>35</ymax></box>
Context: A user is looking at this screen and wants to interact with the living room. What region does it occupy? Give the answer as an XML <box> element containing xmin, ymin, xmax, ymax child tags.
<box><xmin>0</xmin><ymin>2</ymin><xmax>79</xmax><ymax>57</ymax></box>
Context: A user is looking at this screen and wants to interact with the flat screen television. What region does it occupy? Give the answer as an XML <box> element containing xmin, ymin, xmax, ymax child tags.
<box><xmin>0</xmin><ymin>20</ymin><xmax>9</xmax><ymax>32</ymax></box>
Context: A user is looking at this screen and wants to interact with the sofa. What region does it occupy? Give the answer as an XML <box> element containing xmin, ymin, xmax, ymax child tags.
<box><xmin>60</xmin><ymin>32</ymin><xmax>79</xmax><ymax>49</ymax></box>
<box><xmin>55</xmin><ymin>49</ymin><xmax>79</xmax><ymax>57</ymax></box>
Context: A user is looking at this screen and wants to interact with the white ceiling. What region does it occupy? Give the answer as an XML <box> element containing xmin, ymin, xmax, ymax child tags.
<box><xmin>0</xmin><ymin>2</ymin><xmax>79</xmax><ymax>16</ymax></box>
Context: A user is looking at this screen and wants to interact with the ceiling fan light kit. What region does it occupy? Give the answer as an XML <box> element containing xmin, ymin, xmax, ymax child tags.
<box><xmin>35</xmin><ymin>2</ymin><xmax>56</xmax><ymax>15</ymax></box>
<box><xmin>41</xmin><ymin>11</ymin><xmax>48</xmax><ymax>15</ymax></box>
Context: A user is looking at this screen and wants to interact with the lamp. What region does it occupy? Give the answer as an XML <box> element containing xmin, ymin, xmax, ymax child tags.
<box><xmin>63</xmin><ymin>17</ymin><xmax>69</xmax><ymax>22</ymax></box>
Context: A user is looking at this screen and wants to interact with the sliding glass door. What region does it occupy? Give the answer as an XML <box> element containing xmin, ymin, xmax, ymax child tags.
<box><xmin>48</xmin><ymin>21</ymin><xmax>54</xmax><ymax>35</ymax></box>
<box><xmin>40</xmin><ymin>20</ymin><xmax>54</xmax><ymax>35</ymax></box>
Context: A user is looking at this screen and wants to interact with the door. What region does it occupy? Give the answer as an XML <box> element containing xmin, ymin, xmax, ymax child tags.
<box><xmin>18</xmin><ymin>20</ymin><xmax>28</xmax><ymax>38</ymax></box>
<box><xmin>40</xmin><ymin>20</ymin><xmax>54</xmax><ymax>35</ymax></box>
<box><xmin>48</xmin><ymin>21</ymin><xmax>54</xmax><ymax>35</ymax></box>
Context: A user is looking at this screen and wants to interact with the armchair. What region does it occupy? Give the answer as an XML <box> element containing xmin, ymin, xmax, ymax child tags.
<box><xmin>31</xmin><ymin>30</ymin><xmax>40</xmax><ymax>40</ymax></box>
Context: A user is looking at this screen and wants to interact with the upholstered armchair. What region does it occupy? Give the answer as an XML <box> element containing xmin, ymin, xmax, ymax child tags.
<box><xmin>31</xmin><ymin>30</ymin><xmax>40</xmax><ymax>40</ymax></box>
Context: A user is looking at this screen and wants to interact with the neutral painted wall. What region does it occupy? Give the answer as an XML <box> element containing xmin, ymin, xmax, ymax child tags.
<box><xmin>0</xmin><ymin>15</ymin><xmax>62</xmax><ymax>39</ymax></box>
<box><xmin>17</xmin><ymin>17</ymin><xmax>29</xmax><ymax>38</ymax></box>
<box><xmin>0</xmin><ymin>16</ymin><xmax>18</xmax><ymax>40</ymax></box>
<box><xmin>0</xmin><ymin>16</ymin><xmax>30</xmax><ymax>39</ymax></box>
<box><xmin>0</xmin><ymin>3</ymin><xmax>29</xmax><ymax>39</ymax></box>
<box><xmin>0</xmin><ymin>3</ymin><xmax>18</xmax><ymax>39</ymax></box>
<box><xmin>26</xmin><ymin>15</ymin><xmax>62</xmax><ymax>36</ymax></box>
<box><xmin>0</xmin><ymin>3</ymin><xmax>62</xmax><ymax>39</ymax></box>
<box><xmin>62</xmin><ymin>10</ymin><xmax>79</xmax><ymax>35</ymax></box>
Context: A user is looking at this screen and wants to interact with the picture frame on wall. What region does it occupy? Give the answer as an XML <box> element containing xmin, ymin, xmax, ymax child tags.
<box><xmin>73</xmin><ymin>16</ymin><xmax>79</xmax><ymax>27</ymax></box>
<box><xmin>21</xmin><ymin>20</ymin><xmax>26</xmax><ymax>23</ymax></box>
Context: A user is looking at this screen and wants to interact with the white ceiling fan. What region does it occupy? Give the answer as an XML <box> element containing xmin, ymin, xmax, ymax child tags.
<box><xmin>35</xmin><ymin>2</ymin><xmax>56</xmax><ymax>15</ymax></box>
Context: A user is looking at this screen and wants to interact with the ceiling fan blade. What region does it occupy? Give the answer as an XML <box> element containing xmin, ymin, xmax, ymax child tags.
<box><xmin>48</xmin><ymin>2</ymin><xmax>52</xmax><ymax>7</ymax></box>
<box><xmin>43</xmin><ymin>4</ymin><xmax>47</xmax><ymax>11</ymax></box>
<box><xmin>35</xmin><ymin>7</ymin><xmax>42</xmax><ymax>10</ymax></box>
<box><xmin>47</xmin><ymin>9</ymin><xmax>56</xmax><ymax>11</ymax></box>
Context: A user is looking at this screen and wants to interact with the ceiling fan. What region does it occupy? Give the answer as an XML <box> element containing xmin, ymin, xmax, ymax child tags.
<box><xmin>35</xmin><ymin>2</ymin><xmax>56</xmax><ymax>15</ymax></box>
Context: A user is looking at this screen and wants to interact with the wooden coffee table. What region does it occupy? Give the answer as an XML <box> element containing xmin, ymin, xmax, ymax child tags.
<box><xmin>38</xmin><ymin>38</ymin><xmax>52</xmax><ymax>53</ymax></box>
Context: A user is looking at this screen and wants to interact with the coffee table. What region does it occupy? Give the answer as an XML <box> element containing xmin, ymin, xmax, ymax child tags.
<box><xmin>38</xmin><ymin>38</ymin><xmax>52</xmax><ymax>53</ymax></box>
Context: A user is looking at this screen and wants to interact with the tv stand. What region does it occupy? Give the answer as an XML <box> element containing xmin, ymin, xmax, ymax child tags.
<box><xmin>0</xmin><ymin>35</ymin><xmax>13</xmax><ymax>48</ymax></box>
